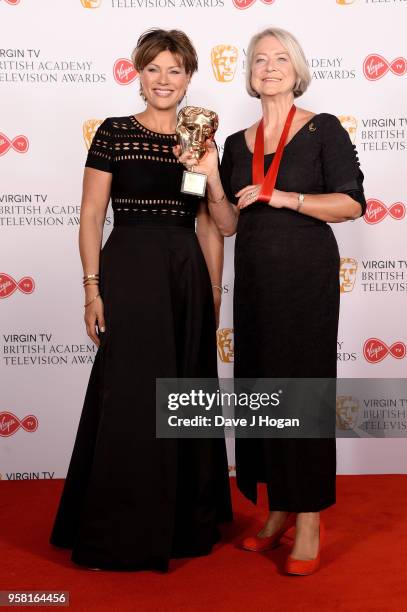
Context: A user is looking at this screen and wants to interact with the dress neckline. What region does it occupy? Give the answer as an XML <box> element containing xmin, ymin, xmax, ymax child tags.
<box><xmin>130</xmin><ymin>115</ymin><xmax>177</xmax><ymax>138</ymax></box>
<box><xmin>243</xmin><ymin>114</ymin><xmax>319</xmax><ymax>156</ymax></box>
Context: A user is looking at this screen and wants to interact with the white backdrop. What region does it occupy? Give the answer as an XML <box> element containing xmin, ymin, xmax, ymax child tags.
<box><xmin>1</xmin><ymin>0</ymin><xmax>406</xmax><ymax>480</ymax></box>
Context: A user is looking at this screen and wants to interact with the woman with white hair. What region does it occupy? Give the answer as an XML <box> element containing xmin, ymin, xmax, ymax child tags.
<box><xmin>177</xmin><ymin>27</ymin><xmax>365</xmax><ymax>575</ymax></box>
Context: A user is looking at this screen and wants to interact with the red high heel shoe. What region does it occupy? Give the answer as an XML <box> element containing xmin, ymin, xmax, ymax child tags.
<box><xmin>241</xmin><ymin>513</ymin><xmax>296</xmax><ymax>552</ymax></box>
<box><xmin>285</xmin><ymin>520</ymin><xmax>325</xmax><ymax>575</ymax></box>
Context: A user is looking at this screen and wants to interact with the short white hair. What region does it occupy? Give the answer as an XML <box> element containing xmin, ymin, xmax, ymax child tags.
<box><xmin>246</xmin><ymin>27</ymin><xmax>311</xmax><ymax>99</ymax></box>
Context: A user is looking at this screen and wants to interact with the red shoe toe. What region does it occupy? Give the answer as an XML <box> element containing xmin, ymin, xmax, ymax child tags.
<box><xmin>285</xmin><ymin>554</ymin><xmax>320</xmax><ymax>575</ymax></box>
<box><xmin>241</xmin><ymin>513</ymin><xmax>296</xmax><ymax>553</ymax></box>
<box><xmin>241</xmin><ymin>535</ymin><xmax>277</xmax><ymax>552</ymax></box>
<box><xmin>285</xmin><ymin>521</ymin><xmax>325</xmax><ymax>576</ymax></box>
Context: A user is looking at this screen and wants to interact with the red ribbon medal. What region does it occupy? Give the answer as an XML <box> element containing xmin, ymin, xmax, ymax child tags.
<box><xmin>252</xmin><ymin>104</ymin><xmax>296</xmax><ymax>202</ymax></box>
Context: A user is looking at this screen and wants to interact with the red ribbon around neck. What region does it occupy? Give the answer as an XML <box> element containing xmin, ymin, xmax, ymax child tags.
<box><xmin>252</xmin><ymin>104</ymin><xmax>296</xmax><ymax>203</ymax></box>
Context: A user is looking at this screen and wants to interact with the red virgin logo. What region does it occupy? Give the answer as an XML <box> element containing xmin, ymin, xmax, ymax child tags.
<box><xmin>232</xmin><ymin>0</ymin><xmax>274</xmax><ymax>9</ymax></box>
<box><xmin>0</xmin><ymin>412</ymin><xmax>38</xmax><ymax>437</ymax></box>
<box><xmin>0</xmin><ymin>273</ymin><xmax>35</xmax><ymax>299</ymax></box>
<box><xmin>2</xmin><ymin>0</ymin><xmax>21</xmax><ymax>5</ymax></box>
<box><xmin>363</xmin><ymin>338</ymin><xmax>406</xmax><ymax>364</ymax></box>
<box><xmin>0</xmin><ymin>133</ymin><xmax>29</xmax><ymax>156</ymax></box>
<box><xmin>363</xmin><ymin>54</ymin><xmax>407</xmax><ymax>81</ymax></box>
<box><xmin>113</xmin><ymin>59</ymin><xmax>138</xmax><ymax>85</ymax></box>
<box><xmin>364</xmin><ymin>199</ymin><xmax>406</xmax><ymax>224</ymax></box>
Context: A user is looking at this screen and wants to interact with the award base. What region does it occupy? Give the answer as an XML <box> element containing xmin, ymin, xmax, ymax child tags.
<box><xmin>181</xmin><ymin>170</ymin><xmax>207</xmax><ymax>197</ymax></box>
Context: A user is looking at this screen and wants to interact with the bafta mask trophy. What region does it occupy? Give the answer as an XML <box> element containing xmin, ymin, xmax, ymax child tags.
<box><xmin>176</xmin><ymin>106</ymin><xmax>219</xmax><ymax>197</ymax></box>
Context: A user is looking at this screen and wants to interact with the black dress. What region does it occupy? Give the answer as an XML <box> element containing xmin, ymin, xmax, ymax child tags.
<box><xmin>50</xmin><ymin>116</ymin><xmax>232</xmax><ymax>571</ymax></box>
<box><xmin>220</xmin><ymin>113</ymin><xmax>365</xmax><ymax>512</ymax></box>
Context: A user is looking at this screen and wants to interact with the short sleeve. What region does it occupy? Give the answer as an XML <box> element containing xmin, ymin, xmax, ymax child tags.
<box><xmin>320</xmin><ymin>114</ymin><xmax>366</xmax><ymax>215</ymax></box>
<box><xmin>85</xmin><ymin>118</ymin><xmax>114</xmax><ymax>173</ymax></box>
<box><xmin>220</xmin><ymin>136</ymin><xmax>238</xmax><ymax>205</ymax></box>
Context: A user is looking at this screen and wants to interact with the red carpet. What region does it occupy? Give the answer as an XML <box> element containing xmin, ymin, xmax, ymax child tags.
<box><xmin>1</xmin><ymin>476</ymin><xmax>407</xmax><ymax>611</ymax></box>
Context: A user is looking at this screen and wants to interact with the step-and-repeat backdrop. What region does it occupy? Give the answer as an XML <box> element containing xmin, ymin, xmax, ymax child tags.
<box><xmin>1</xmin><ymin>0</ymin><xmax>406</xmax><ymax>481</ymax></box>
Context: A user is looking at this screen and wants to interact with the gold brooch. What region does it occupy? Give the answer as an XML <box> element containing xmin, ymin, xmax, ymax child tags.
<box><xmin>309</xmin><ymin>122</ymin><xmax>317</xmax><ymax>133</ymax></box>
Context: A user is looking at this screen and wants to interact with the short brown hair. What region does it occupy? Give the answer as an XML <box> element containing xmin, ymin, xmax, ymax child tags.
<box><xmin>131</xmin><ymin>29</ymin><xmax>198</xmax><ymax>75</ymax></box>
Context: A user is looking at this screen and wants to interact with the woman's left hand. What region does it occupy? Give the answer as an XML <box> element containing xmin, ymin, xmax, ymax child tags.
<box><xmin>236</xmin><ymin>184</ymin><xmax>261</xmax><ymax>209</ymax></box>
<box><xmin>236</xmin><ymin>185</ymin><xmax>287</xmax><ymax>210</ymax></box>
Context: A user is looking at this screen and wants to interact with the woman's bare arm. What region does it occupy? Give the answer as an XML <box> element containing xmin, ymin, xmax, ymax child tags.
<box><xmin>196</xmin><ymin>200</ymin><xmax>224</xmax><ymax>327</ymax></box>
<box><xmin>79</xmin><ymin>167</ymin><xmax>112</xmax><ymax>346</ymax></box>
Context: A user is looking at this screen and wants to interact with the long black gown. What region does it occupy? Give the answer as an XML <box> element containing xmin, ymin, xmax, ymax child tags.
<box><xmin>220</xmin><ymin>113</ymin><xmax>366</xmax><ymax>512</ymax></box>
<box><xmin>50</xmin><ymin>116</ymin><xmax>232</xmax><ymax>571</ymax></box>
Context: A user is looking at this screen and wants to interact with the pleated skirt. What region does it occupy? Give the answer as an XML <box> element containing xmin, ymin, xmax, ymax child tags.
<box><xmin>50</xmin><ymin>217</ymin><xmax>232</xmax><ymax>571</ymax></box>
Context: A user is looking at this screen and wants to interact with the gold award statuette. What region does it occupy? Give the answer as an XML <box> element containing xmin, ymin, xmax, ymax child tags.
<box><xmin>176</xmin><ymin>106</ymin><xmax>219</xmax><ymax>197</ymax></box>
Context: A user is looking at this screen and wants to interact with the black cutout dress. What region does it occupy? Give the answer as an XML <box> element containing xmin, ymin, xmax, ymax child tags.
<box><xmin>50</xmin><ymin>116</ymin><xmax>232</xmax><ymax>571</ymax></box>
<box><xmin>220</xmin><ymin>113</ymin><xmax>366</xmax><ymax>511</ymax></box>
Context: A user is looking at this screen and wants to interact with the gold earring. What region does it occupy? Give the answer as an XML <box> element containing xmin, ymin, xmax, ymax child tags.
<box><xmin>139</xmin><ymin>84</ymin><xmax>146</xmax><ymax>103</ymax></box>
<box><xmin>178</xmin><ymin>89</ymin><xmax>188</xmax><ymax>107</ymax></box>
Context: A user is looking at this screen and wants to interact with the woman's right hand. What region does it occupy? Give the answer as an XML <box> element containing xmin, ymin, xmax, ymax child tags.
<box><xmin>84</xmin><ymin>288</ymin><xmax>105</xmax><ymax>347</ymax></box>
<box><xmin>173</xmin><ymin>139</ymin><xmax>219</xmax><ymax>182</ymax></box>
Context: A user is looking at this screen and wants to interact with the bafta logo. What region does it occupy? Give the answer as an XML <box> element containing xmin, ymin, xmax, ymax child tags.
<box><xmin>83</xmin><ymin>119</ymin><xmax>103</xmax><ymax>150</ymax></box>
<box><xmin>336</xmin><ymin>396</ymin><xmax>359</xmax><ymax>430</ymax></box>
<box><xmin>211</xmin><ymin>45</ymin><xmax>239</xmax><ymax>83</ymax></box>
<box><xmin>338</xmin><ymin>115</ymin><xmax>358</xmax><ymax>144</ymax></box>
<box><xmin>80</xmin><ymin>0</ymin><xmax>101</xmax><ymax>7</ymax></box>
<box><xmin>340</xmin><ymin>257</ymin><xmax>358</xmax><ymax>293</ymax></box>
<box><xmin>336</xmin><ymin>0</ymin><xmax>355</xmax><ymax>4</ymax></box>
<box><xmin>217</xmin><ymin>328</ymin><xmax>234</xmax><ymax>363</ymax></box>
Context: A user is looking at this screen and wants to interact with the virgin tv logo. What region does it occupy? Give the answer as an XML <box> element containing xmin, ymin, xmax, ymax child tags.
<box><xmin>0</xmin><ymin>412</ymin><xmax>38</xmax><ymax>437</ymax></box>
<box><xmin>1</xmin><ymin>0</ymin><xmax>21</xmax><ymax>5</ymax></box>
<box><xmin>113</xmin><ymin>59</ymin><xmax>138</xmax><ymax>85</ymax></box>
<box><xmin>364</xmin><ymin>199</ymin><xmax>406</xmax><ymax>225</ymax></box>
<box><xmin>0</xmin><ymin>273</ymin><xmax>35</xmax><ymax>299</ymax></box>
<box><xmin>0</xmin><ymin>133</ymin><xmax>29</xmax><ymax>156</ymax></box>
<box><xmin>232</xmin><ymin>0</ymin><xmax>274</xmax><ymax>9</ymax></box>
<box><xmin>363</xmin><ymin>55</ymin><xmax>407</xmax><ymax>81</ymax></box>
<box><xmin>363</xmin><ymin>338</ymin><xmax>406</xmax><ymax>364</ymax></box>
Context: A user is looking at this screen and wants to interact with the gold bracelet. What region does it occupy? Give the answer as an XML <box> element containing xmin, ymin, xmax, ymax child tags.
<box><xmin>212</xmin><ymin>284</ymin><xmax>223</xmax><ymax>294</ymax></box>
<box><xmin>83</xmin><ymin>274</ymin><xmax>99</xmax><ymax>287</ymax></box>
<box><xmin>84</xmin><ymin>293</ymin><xmax>100</xmax><ymax>307</ymax></box>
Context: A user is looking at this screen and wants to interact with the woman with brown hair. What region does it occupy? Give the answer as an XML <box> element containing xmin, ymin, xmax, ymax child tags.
<box><xmin>50</xmin><ymin>28</ymin><xmax>232</xmax><ymax>572</ymax></box>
